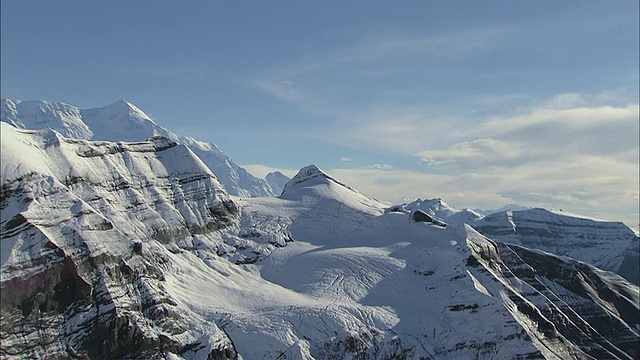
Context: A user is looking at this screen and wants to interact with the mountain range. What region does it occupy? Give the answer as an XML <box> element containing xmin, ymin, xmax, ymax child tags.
<box><xmin>1</xmin><ymin>99</ymin><xmax>638</xmax><ymax>359</ymax></box>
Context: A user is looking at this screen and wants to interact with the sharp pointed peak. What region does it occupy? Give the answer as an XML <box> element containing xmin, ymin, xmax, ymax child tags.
<box><xmin>296</xmin><ymin>164</ymin><xmax>326</xmax><ymax>177</ymax></box>
<box><xmin>280</xmin><ymin>164</ymin><xmax>383</xmax><ymax>214</ymax></box>
<box><xmin>99</xmin><ymin>99</ymin><xmax>155</xmax><ymax>123</ymax></box>
<box><xmin>107</xmin><ymin>98</ymin><xmax>137</xmax><ymax>110</ymax></box>
<box><xmin>282</xmin><ymin>165</ymin><xmax>332</xmax><ymax>190</ymax></box>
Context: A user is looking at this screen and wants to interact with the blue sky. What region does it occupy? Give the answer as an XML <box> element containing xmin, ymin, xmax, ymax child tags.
<box><xmin>2</xmin><ymin>1</ymin><xmax>639</xmax><ymax>226</ymax></box>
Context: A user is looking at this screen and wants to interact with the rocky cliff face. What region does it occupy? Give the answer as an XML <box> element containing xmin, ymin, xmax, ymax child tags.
<box><xmin>465</xmin><ymin>226</ymin><xmax>639</xmax><ymax>359</ymax></box>
<box><xmin>1</xmin><ymin>124</ymin><xmax>239</xmax><ymax>359</ymax></box>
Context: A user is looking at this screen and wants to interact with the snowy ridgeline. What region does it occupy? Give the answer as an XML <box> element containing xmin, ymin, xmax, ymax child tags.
<box><xmin>388</xmin><ymin>198</ymin><xmax>639</xmax><ymax>285</ymax></box>
<box><xmin>1</xmin><ymin>123</ymin><xmax>639</xmax><ymax>359</ymax></box>
<box><xmin>1</xmin><ymin>98</ymin><xmax>289</xmax><ymax>197</ymax></box>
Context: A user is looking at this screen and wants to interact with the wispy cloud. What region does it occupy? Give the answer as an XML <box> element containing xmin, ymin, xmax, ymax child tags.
<box><xmin>328</xmin><ymin>159</ymin><xmax>638</xmax><ymax>227</ymax></box>
<box><xmin>419</xmin><ymin>104</ymin><xmax>639</xmax><ymax>168</ymax></box>
<box><xmin>366</xmin><ymin>163</ymin><xmax>394</xmax><ymax>170</ymax></box>
<box><xmin>283</xmin><ymin>26</ymin><xmax>511</xmax><ymax>75</ymax></box>
<box><xmin>244</xmin><ymin>20</ymin><xmax>638</xmax><ymax>227</ymax></box>
<box><xmin>247</xmin><ymin>25</ymin><xmax>513</xmax><ymax>114</ymax></box>
<box><xmin>332</xmin><ymin>95</ymin><xmax>637</xmax><ymax>226</ymax></box>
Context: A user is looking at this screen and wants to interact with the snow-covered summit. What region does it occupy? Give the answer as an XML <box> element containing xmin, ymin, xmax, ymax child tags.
<box><xmin>281</xmin><ymin>165</ymin><xmax>331</xmax><ymax>192</ymax></box>
<box><xmin>265</xmin><ymin>170</ymin><xmax>290</xmax><ymax>195</ymax></box>
<box><xmin>80</xmin><ymin>99</ymin><xmax>166</xmax><ymax>142</ymax></box>
<box><xmin>1</xmin><ymin>98</ymin><xmax>288</xmax><ymax>197</ymax></box>
<box><xmin>387</xmin><ymin>198</ymin><xmax>483</xmax><ymax>225</ymax></box>
<box><xmin>106</xmin><ymin>99</ymin><xmax>156</xmax><ymax>123</ymax></box>
<box><xmin>280</xmin><ymin>165</ymin><xmax>383</xmax><ymax>215</ymax></box>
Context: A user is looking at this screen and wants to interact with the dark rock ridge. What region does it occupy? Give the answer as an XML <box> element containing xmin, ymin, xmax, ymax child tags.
<box><xmin>411</xmin><ymin>210</ymin><xmax>447</xmax><ymax>227</ymax></box>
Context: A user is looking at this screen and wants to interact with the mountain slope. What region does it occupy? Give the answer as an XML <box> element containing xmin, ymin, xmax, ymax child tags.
<box><xmin>473</xmin><ymin>208</ymin><xmax>640</xmax><ymax>284</ymax></box>
<box><xmin>2</xmin><ymin>135</ymin><xmax>638</xmax><ymax>359</ymax></box>
<box><xmin>1</xmin><ymin>98</ymin><xmax>287</xmax><ymax>197</ymax></box>
<box><xmin>392</xmin><ymin>198</ymin><xmax>640</xmax><ymax>285</ymax></box>
<box><xmin>265</xmin><ymin>170</ymin><xmax>290</xmax><ymax>195</ymax></box>
<box><xmin>1</xmin><ymin>123</ymin><xmax>239</xmax><ymax>359</ymax></box>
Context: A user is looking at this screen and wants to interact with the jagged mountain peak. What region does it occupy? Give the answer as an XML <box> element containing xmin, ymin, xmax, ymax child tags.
<box><xmin>282</xmin><ymin>164</ymin><xmax>328</xmax><ymax>190</ymax></box>
<box><xmin>387</xmin><ymin>197</ymin><xmax>482</xmax><ymax>224</ymax></box>
<box><xmin>281</xmin><ymin>164</ymin><xmax>359</xmax><ymax>196</ymax></box>
<box><xmin>265</xmin><ymin>171</ymin><xmax>290</xmax><ymax>196</ymax></box>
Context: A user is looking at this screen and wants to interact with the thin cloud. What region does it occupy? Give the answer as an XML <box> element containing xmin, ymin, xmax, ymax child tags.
<box><xmin>298</xmin><ymin>26</ymin><xmax>511</xmax><ymax>71</ymax></box>
<box><xmin>248</xmin><ymin>26</ymin><xmax>513</xmax><ymax>114</ymax></box>
<box><xmin>366</xmin><ymin>163</ymin><xmax>394</xmax><ymax>170</ymax></box>
<box><xmin>326</xmin><ymin>104</ymin><xmax>467</xmax><ymax>154</ymax></box>
<box><xmin>327</xmin><ymin>159</ymin><xmax>638</xmax><ymax>228</ymax></box>
<box><xmin>328</xmin><ymin>95</ymin><xmax>638</xmax><ymax>227</ymax></box>
<box><xmin>480</xmin><ymin>104</ymin><xmax>639</xmax><ymax>136</ymax></box>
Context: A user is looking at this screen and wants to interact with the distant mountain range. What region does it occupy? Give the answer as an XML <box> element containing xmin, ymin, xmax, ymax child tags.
<box><xmin>1</xmin><ymin>99</ymin><xmax>638</xmax><ymax>359</ymax></box>
<box><xmin>395</xmin><ymin>198</ymin><xmax>639</xmax><ymax>284</ymax></box>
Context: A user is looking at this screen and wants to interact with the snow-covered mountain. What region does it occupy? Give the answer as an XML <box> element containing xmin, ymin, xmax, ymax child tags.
<box><xmin>2</xmin><ymin>126</ymin><xmax>638</xmax><ymax>359</ymax></box>
<box><xmin>1</xmin><ymin>123</ymin><xmax>239</xmax><ymax>359</ymax></box>
<box><xmin>391</xmin><ymin>198</ymin><xmax>640</xmax><ymax>285</ymax></box>
<box><xmin>1</xmin><ymin>98</ymin><xmax>288</xmax><ymax>197</ymax></box>
<box><xmin>473</xmin><ymin>208</ymin><xmax>640</xmax><ymax>284</ymax></box>
<box><xmin>387</xmin><ymin>198</ymin><xmax>483</xmax><ymax>225</ymax></box>
<box><xmin>265</xmin><ymin>170</ymin><xmax>290</xmax><ymax>195</ymax></box>
<box><xmin>280</xmin><ymin>164</ymin><xmax>384</xmax><ymax>215</ymax></box>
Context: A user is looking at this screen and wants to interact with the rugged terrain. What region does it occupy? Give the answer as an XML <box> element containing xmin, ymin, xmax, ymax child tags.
<box><xmin>1</xmin><ymin>125</ymin><xmax>638</xmax><ymax>359</ymax></box>
<box><xmin>395</xmin><ymin>198</ymin><xmax>640</xmax><ymax>284</ymax></box>
<box><xmin>1</xmin><ymin>99</ymin><xmax>639</xmax><ymax>359</ymax></box>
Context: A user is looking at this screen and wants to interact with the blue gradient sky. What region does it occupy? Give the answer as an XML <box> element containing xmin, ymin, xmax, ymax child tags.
<box><xmin>2</xmin><ymin>1</ymin><xmax>638</xmax><ymax>225</ymax></box>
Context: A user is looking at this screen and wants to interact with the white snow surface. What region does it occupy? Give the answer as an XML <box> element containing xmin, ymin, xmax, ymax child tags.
<box><xmin>163</xmin><ymin>196</ymin><xmax>541</xmax><ymax>359</ymax></box>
